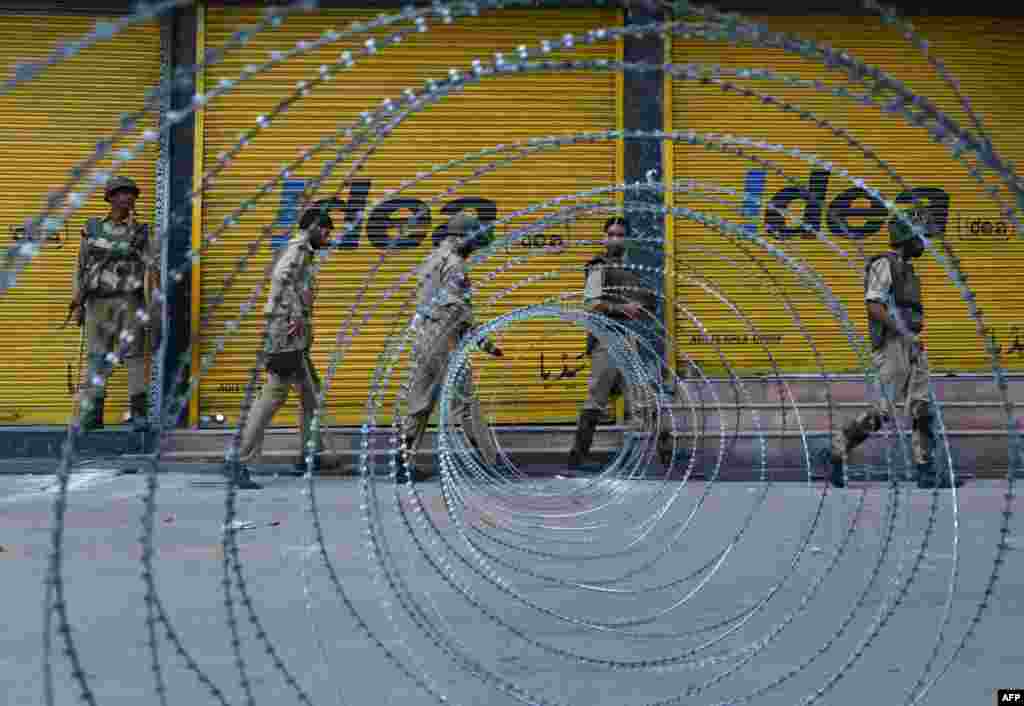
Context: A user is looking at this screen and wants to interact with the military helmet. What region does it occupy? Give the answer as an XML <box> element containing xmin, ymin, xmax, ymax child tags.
<box><xmin>447</xmin><ymin>212</ymin><xmax>493</xmax><ymax>251</ymax></box>
<box><xmin>104</xmin><ymin>175</ymin><xmax>140</xmax><ymax>202</ymax></box>
<box><xmin>889</xmin><ymin>207</ymin><xmax>932</xmax><ymax>247</ymax></box>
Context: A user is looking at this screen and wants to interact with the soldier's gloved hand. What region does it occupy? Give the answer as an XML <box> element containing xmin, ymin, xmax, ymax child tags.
<box><xmin>490</xmin><ymin>347</ymin><xmax>504</xmax><ymax>358</ymax></box>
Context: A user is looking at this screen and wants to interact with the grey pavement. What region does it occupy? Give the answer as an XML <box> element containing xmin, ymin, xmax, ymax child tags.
<box><xmin>1</xmin><ymin>468</ymin><xmax>1022</xmax><ymax>706</ymax></box>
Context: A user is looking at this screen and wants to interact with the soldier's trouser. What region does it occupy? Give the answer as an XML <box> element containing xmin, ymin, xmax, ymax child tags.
<box><xmin>238</xmin><ymin>352</ymin><xmax>321</xmax><ymax>465</ymax></box>
<box><xmin>581</xmin><ymin>342</ymin><xmax>653</xmax><ymax>430</ymax></box>
<box><xmin>571</xmin><ymin>341</ymin><xmax>656</xmax><ymax>463</ymax></box>
<box><xmin>832</xmin><ymin>335</ymin><xmax>932</xmax><ymax>465</ymax></box>
<box><xmin>401</xmin><ymin>328</ymin><xmax>496</xmax><ymax>466</ymax></box>
<box><xmin>81</xmin><ymin>294</ymin><xmax>148</xmax><ymax>416</ymax></box>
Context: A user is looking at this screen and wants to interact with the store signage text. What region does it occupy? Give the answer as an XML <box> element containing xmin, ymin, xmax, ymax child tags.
<box><xmin>741</xmin><ymin>169</ymin><xmax>951</xmax><ymax>240</ymax></box>
<box><xmin>270</xmin><ymin>178</ymin><xmax>496</xmax><ymax>250</ymax></box>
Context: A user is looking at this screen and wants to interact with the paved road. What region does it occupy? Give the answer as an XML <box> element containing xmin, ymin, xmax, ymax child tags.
<box><xmin>1</xmin><ymin>469</ymin><xmax>1022</xmax><ymax>706</ymax></box>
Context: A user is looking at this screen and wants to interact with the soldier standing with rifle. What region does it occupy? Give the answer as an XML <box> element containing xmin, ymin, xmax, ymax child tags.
<box><xmin>68</xmin><ymin>176</ymin><xmax>159</xmax><ymax>433</ymax></box>
<box><xmin>567</xmin><ymin>216</ymin><xmax>658</xmax><ymax>474</ymax></box>
<box><xmin>826</xmin><ymin>207</ymin><xmax>964</xmax><ymax>489</ymax></box>
<box><xmin>397</xmin><ymin>212</ymin><xmax>504</xmax><ymax>484</ymax></box>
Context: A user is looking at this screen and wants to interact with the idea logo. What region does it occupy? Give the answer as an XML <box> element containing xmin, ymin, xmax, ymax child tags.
<box><xmin>740</xmin><ymin>168</ymin><xmax>951</xmax><ymax>240</ymax></box>
<box><xmin>269</xmin><ymin>178</ymin><xmax>497</xmax><ymax>251</ymax></box>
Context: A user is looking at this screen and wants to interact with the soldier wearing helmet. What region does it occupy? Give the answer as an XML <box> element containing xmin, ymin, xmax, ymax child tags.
<box><xmin>69</xmin><ymin>175</ymin><xmax>159</xmax><ymax>433</ymax></box>
<box><xmin>826</xmin><ymin>207</ymin><xmax>963</xmax><ymax>489</ymax></box>
<box><xmin>396</xmin><ymin>211</ymin><xmax>504</xmax><ymax>483</ymax></box>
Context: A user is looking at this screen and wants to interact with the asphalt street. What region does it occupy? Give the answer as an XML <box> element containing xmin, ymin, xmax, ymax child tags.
<box><xmin>1</xmin><ymin>467</ymin><xmax>1022</xmax><ymax>706</ymax></box>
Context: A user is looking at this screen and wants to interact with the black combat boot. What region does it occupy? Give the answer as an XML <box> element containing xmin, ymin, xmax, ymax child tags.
<box><xmin>816</xmin><ymin>445</ymin><xmax>845</xmax><ymax>488</ymax></box>
<box><xmin>129</xmin><ymin>393</ymin><xmax>150</xmax><ymax>432</ymax></box>
<box><xmin>224</xmin><ymin>460</ymin><xmax>262</xmax><ymax>490</ymax></box>
<box><xmin>293</xmin><ymin>452</ymin><xmax>343</xmax><ymax>477</ymax></box>
<box><xmin>828</xmin><ymin>451</ymin><xmax>846</xmax><ymax>488</ymax></box>
<box><xmin>567</xmin><ymin>409</ymin><xmax>603</xmax><ymax>474</ymax></box>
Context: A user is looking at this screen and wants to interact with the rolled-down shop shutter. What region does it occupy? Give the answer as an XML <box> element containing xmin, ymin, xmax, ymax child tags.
<box><xmin>0</xmin><ymin>13</ymin><xmax>161</xmax><ymax>425</ymax></box>
<box><xmin>195</xmin><ymin>6</ymin><xmax>622</xmax><ymax>428</ymax></box>
<box><xmin>668</xmin><ymin>16</ymin><xmax>1024</xmax><ymax>377</ymax></box>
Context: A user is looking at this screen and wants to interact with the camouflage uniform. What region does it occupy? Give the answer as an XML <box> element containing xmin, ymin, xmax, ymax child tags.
<box><xmin>237</xmin><ymin>230</ymin><xmax>324</xmax><ymax>469</ymax></box>
<box><xmin>400</xmin><ymin>228</ymin><xmax>499</xmax><ymax>479</ymax></box>
<box><xmin>567</xmin><ymin>253</ymin><xmax>658</xmax><ymax>470</ymax></box>
<box><xmin>74</xmin><ymin>190</ymin><xmax>156</xmax><ymax>431</ymax></box>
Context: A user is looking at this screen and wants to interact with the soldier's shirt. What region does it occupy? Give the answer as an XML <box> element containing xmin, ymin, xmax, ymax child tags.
<box><xmin>865</xmin><ymin>256</ymin><xmax>893</xmax><ymax>305</ymax></box>
<box><xmin>412</xmin><ymin>241</ymin><xmax>501</xmax><ymax>355</ymax></box>
<box><xmin>415</xmin><ymin>243</ymin><xmax>473</xmax><ymax>326</ymax></box>
<box><xmin>265</xmin><ymin>232</ymin><xmax>316</xmax><ymax>354</ymax></box>
<box><xmin>74</xmin><ymin>214</ymin><xmax>153</xmax><ymax>300</ymax></box>
<box><xmin>867</xmin><ymin>252</ymin><xmax>926</xmax><ymax>337</ymax></box>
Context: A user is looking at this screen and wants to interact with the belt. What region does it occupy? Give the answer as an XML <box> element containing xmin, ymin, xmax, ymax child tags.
<box><xmin>87</xmin><ymin>290</ymin><xmax>142</xmax><ymax>300</ymax></box>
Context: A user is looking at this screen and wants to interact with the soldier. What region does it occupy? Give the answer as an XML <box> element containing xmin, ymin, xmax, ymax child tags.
<box><xmin>397</xmin><ymin>212</ymin><xmax>504</xmax><ymax>484</ymax></box>
<box><xmin>567</xmin><ymin>216</ymin><xmax>659</xmax><ymax>473</ymax></box>
<box><xmin>69</xmin><ymin>175</ymin><xmax>158</xmax><ymax>433</ymax></box>
<box><xmin>224</xmin><ymin>203</ymin><xmax>337</xmax><ymax>490</ymax></box>
<box><xmin>826</xmin><ymin>207</ymin><xmax>964</xmax><ymax>489</ymax></box>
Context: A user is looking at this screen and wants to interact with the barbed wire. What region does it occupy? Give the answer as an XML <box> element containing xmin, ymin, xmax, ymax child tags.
<box><xmin>3</xmin><ymin>1</ymin><xmax>1018</xmax><ymax>705</ymax></box>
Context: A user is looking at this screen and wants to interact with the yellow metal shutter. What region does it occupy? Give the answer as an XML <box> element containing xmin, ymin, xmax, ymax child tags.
<box><xmin>196</xmin><ymin>7</ymin><xmax>621</xmax><ymax>428</ymax></box>
<box><xmin>0</xmin><ymin>14</ymin><xmax>162</xmax><ymax>425</ymax></box>
<box><xmin>669</xmin><ymin>16</ymin><xmax>1024</xmax><ymax>376</ymax></box>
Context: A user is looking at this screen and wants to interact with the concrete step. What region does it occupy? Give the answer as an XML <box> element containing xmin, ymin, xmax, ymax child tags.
<box><xmin>655</xmin><ymin>402</ymin><xmax>1021</xmax><ymax>433</ymax></box>
<box><xmin>666</xmin><ymin>374</ymin><xmax>1024</xmax><ymax>405</ymax></box>
<box><xmin>677</xmin><ymin>432</ymin><xmax>1021</xmax><ymax>472</ymax></box>
<box><xmin>157</xmin><ymin>425</ymin><xmax>1023</xmax><ymax>474</ymax></box>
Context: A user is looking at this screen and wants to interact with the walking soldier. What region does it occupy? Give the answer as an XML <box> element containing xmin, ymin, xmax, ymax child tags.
<box><xmin>567</xmin><ymin>216</ymin><xmax>659</xmax><ymax>473</ymax></box>
<box><xmin>827</xmin><ymin>207</ymin><xmax>963</xmax><ymax>489</ymax></box>
<box><xmin>225</xmin><ymin>203</ymin><xmax>337</xmax><ymax>490</ymax></box>
<box><xmin>397</xmin><ymin>212</ymin><xmax>504</xmax><ymax>484</ymax></box>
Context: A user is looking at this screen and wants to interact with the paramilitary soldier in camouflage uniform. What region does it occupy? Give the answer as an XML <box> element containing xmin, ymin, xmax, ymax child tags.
<box><xmin>70</xmin><ymin>175</ymin><xmax>158</xmax><ymax>432</ymax></box>
<box><xmin>567</xmin><ymin>216</ymin><xmax>658</xmax><ymax>473</ymax></box>
<box><xmin>225</xmin><ymin>204</ymin><xmax>338</xmax><ymax>490</ymax></box>
<box><xmin>397</xmin><ymin>212</ymin><xmax>504</xmax><ymax>484</ymax></box>
<box><xmin>827</xmin><ymin>207</ymin><xmax>963</xmax><ymax>489</ymax></box>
